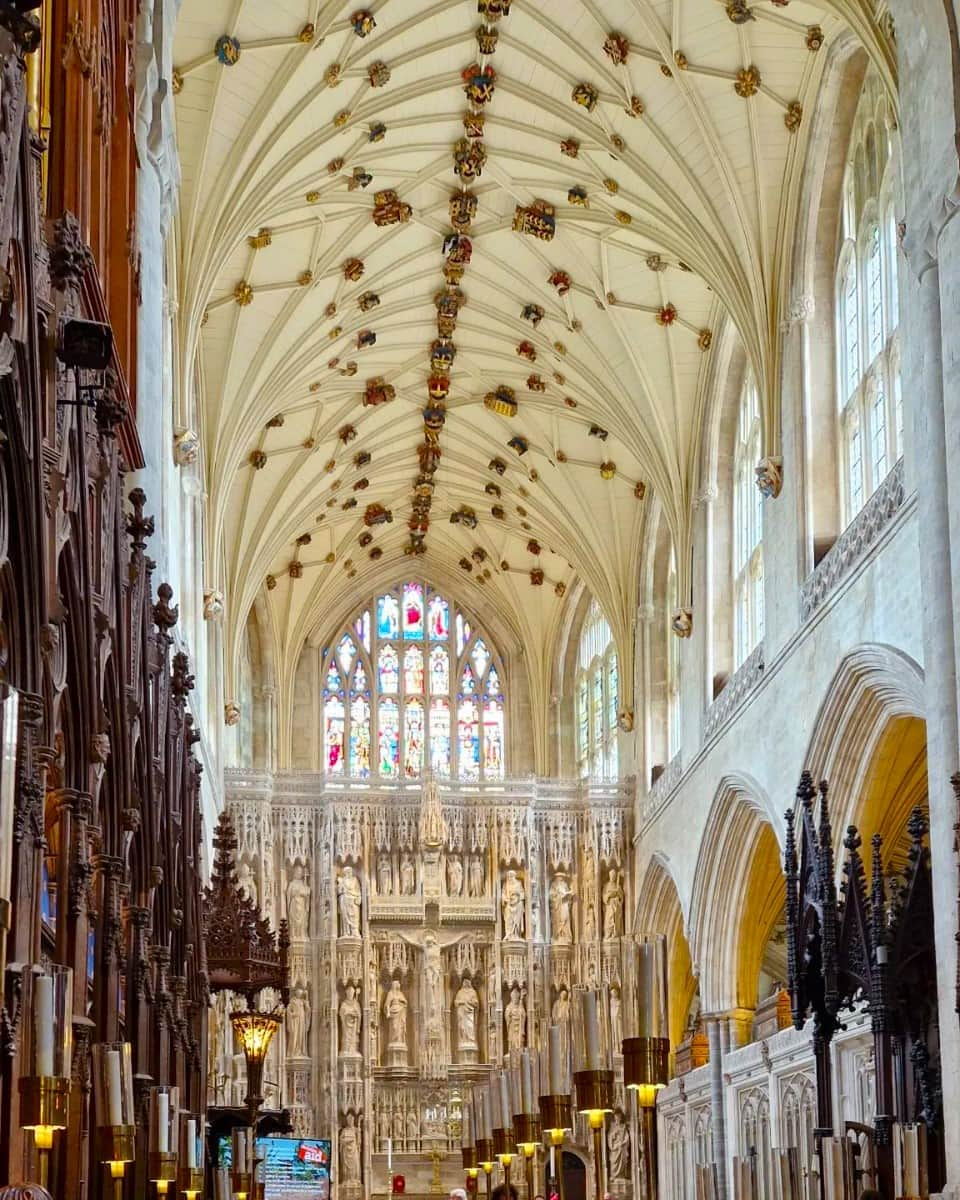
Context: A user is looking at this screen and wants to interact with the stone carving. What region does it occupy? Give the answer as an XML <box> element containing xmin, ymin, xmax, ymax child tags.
<box><xmin>338</xmin><ymin>866</ymin><xmax>362</xmax><ymax>937</ymax></box>
<box><xmin>446</xmin><ymin>854</ymin><xmax>463</xmax><ymax>896</ymax></box>
<box><xmin>399</xmin><ymin>853</ymin><xmax>416</xmax><ymax>895</ymax></box>
<box><xmin>755</xmin><ymin>455</ymin><xmax>783</xmax><ymax>499</ymax></box>
<box><xmin>704</xmin><ymin>642</ymin><xmax>764</xmax><ymax>741</ymax></box>
<box><xmin>552</xmin><ymin>986</ymin><xmax>570</xmax><ymax>1025</ymax></box>
<box><xmin>671</xmin><ymin>607</ymin><xmax>693</xmax><ymax>638</ymax></box>
<box><xmin>610</xmin><ymin>983</ymin><xmax>623</xmax><ymax>1051</ymax></box>
<box><xmin>340</xmin><ymin>1112</ymin><xmax>362</xmax><ymax>1183</ymax></box>
<box><xmin>224</xmin><ymin>701</ymin><xmax>241</xmax><ymax>726</ymax></box>
<box><xmin>505</xmin><ymin>985</ymin><xmax>526</xmax><ymax>1049</ymax></box>
<box><xmin>406</xmin><ymin>1106</ymin><xmax>420</xmax><ymax>1151</ymax></box>
<box><xmin>173</xmin><ymin>428</ymin><xmax>200</xmax><ymax>466</ymax></box>
<box><xmin>384</xmin><ymin>980</ymin><xmax>408</xmax><ymax>1055</ymax></box>
<box><xmin>286</xmin><ymin>863</ymin><xmax>311</xmax><ymax>939</ymax></box>
<box><xmin>454</xmin><ymin>976</ymin><xmax>480</xmax><ymax>1054</ymax></box>
<box><xmin>377</xmin><ymin>851</ymin><xmax>392</xmax><ymax>895</ymax></box>
<box><xmin>608</xmin><ymin>1109</ymin><xmax>631</xmax><ymax>1179</ymax></box>
<box><xmin>603</xmin><ymin>868</ymin><xmax>624</xmax><ymax>941</ymax></box>
<box><xmin>501</xmin><ymin>869</ymin><xmax>525</xmax><ymax>939</ymax></box>
<box><xmin>203</xmin><ymin>588</ymin><xmax>225</xmax><ymax>620</ymax></box>
<box><xmin>237</xmin><ymin>860</ymin><xmax>258</xmax><ymax>906</ymax></box>
<box><xmin>420</xmin><ymin>774</ymin><xmax>446</xmax><ymax>846</ymax></box>
<box><xmin>286</xmin><ymin>987</ymin><xmax>311</xmax><ymax>1058</ymax></box>
<box><xmin>339</xmin><ymin>984</ymin><xmax>362</xmax><ymax>1056</ymax></box>
<box><xmin>549</xmin><ymin>872</ymin><xmax>574</xmax><ymax>943</ymax></box>
<box><xmin>468</xmin><ymin>854</ymin><xmax>485</xmax><ymax>897</ymax></box>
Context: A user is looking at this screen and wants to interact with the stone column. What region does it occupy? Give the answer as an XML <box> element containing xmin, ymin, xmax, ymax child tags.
<box><xmin>707</xmin><ymin>1018</ymin><xmax>728</xmax><ymax>1200</ymax></box>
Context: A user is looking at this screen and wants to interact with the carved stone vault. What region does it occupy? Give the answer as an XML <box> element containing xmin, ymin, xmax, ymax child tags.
<box><xmin>215</xmin><ymin>770</ymin><xmax>634</xmax><ymax>1196</ymax></box>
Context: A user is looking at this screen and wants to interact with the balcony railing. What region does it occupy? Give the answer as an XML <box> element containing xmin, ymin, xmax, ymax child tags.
<box><xmin>704</xmin><ymin>641</ymin><xmax>765</xmax><ymax>741</ymax></box>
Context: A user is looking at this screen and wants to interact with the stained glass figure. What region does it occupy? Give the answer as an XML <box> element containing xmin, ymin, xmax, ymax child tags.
<box><xmin>404</xmin><ymin>645</ymin><xmax>424</xmax><ymax>694</ymax></box>
<box><xmin>377</xmin><ymin>594</ymin><xmax>400</xmax><ymax>639</ymax></box>
<box><xmin>325</xmin><ymin>694</ymin><xmax>346</xmax><ymax>773</ymax></box>
<box><xmin>429</xmin><ymin>646</ymin><xmax>449</xmax><ymax>694</ymax></box>
<box><xmin>356</xmin><ymin>609</ymin><xmax>372</xmax><ymax>651</ymax></box>
<box><xmin>326</xmin><ymin>662</ymin><xmax>342</xmax><ymax>691</ymax></box>
<box><xmin>456</xmin><ymin>613</ymin><xmax>472</xmax><ymax>656</ymax></box>
<box><xmin>430</xmin><ymin>697</ymin><xmax>451</xmax><ymax>776</ymax></box>
<box><xmin>353</xmin><ymin>661</ymin><xmax>367</xmax><ymax>691</ymax></box>
<box><xmin>349</xmin><ymin>695</ymin><xmax>370</xmax><ymax>776</ymax></box>
<box><xmin>471</xmin><ymin>638</ymin><xmax>491</xmax><ymax>677</ymax></box>
<box><xmin>461</xmin><ymin>663</ymin><xmax>476</xmax><ymax>694</ymax></box>
<box><xmin>486</xmin><ymin>664</ymin><xmax>501</xmax><ymax>696</ymax></box>
<box><xmin>483</xmin><ymin>698</ymin><xmax>504</xmax><ymax>779</ymax></box>
<box><xmin>405</xmin><ymin>699</ymin><xmax>425</xmax><ymax>777</ymax></box>
<box><xmin>403</xmin><ymin>583</ymin><xmax>425</xmax><ymax>639</ymax></box>
<box><xmin>457</xmin><ymin>697</ymin><xmax>480</xmax><ymax>781</ymax></box>
<box><xmin>428</xmin><ymin>594</ymin><xmax>449</xmax><ymax>640</ymax></box>
<box><xmin>337</xmin><ymin>634</ymin><xmax>357</xmax><ymax>674</ymax></box>
<box><xmin>379</xmin><ymin>698</ymin><xmax>400</xmax><ymax>775</ymax></box>
<box><xmin>378</xmin><ymin>644</ymin><xmax>399</xmax><ymax>693</ymax></box>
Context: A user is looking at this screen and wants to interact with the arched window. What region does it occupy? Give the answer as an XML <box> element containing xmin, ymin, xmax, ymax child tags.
<box><xmin>576</xmin><ymin>599</ymin><xmax>619</xmax><ymax>780</ymax></box>
<box><xmin>835</xmin><ymin>71</ymin><xmax>902</xmax><ymax>522</ymax></box>
<box><xmin>320</xmin><ymin>583</ymin><xmax>505</xmax><ymax>781</ymax></box>
<box><xmin>733</xmin><ymin>375</ymin><xmax>764</xmax><ymax>666</ymax></box>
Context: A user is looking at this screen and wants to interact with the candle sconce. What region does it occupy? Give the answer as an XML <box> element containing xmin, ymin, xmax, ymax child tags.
<box><xmin>149</xmin><ymin>1085</ymin><xmax>179</xmax><ymax>1196</ymax></box>
<box><xmin>178</xmin><ymin>1110</ymin><xmax>204</xmax><ymax>1199</ymax></box>
<box><xmin>92</xmin><ymin>1042</ymin><xmax>136</xmax><ymax>1196</ymax></box>
<box><xmin>623</xmin><ymin>937</ymin><xmax>670</xmax><ymax>1200</ymax></box>
<box><xmin>19</xmin><ymin>965</ymin><xmax>72</xmax><ymax>1190</ymax></box>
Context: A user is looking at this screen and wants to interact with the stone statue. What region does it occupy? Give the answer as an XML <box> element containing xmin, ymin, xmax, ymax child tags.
<box><xmin>338</xmin><ymin>865</ymin><xmax>362</xmax><ymax>937</ymax></box>
<box><xmin>384</xmin><ymin>980</ymin><xmax>409</xmax><ymax>1050</ymax></box>
<box><xmin>392</xmin><ymin>1105</ymin><xmax>404</xmax><ymax>1144</ymax></box>
<box><xmin>607</xmin><ymin>1109</ymin><xmax>631</xmax><ymax>1179</ymax></box>
<box><xmin>505</xmin><ymin>984</ymin><xmax>526</xmax><ymax>1050</ymax></box>
<box><xmin>548</xmin><ymin>873</ymin><xmax>574</xmax><ymax>943</ymax></box>
<box><xmin>286</xmin><ymin>986</ymin><xmax>311</xmax><ymax>1058</ymax></box>
<box><xmin>377</xmin><ymin>851</ymin><xmax>392</xmax><ymax>895</ymax></box>
<box><xmin>286</xmin><ymin>863</ymin><xmax>311</xmax><ymax>939</ymax></box>
<box><xmin>377</xmin><ymin>1105</ymin><xmax>390</xmax><ymax>1147</ymax></box>
<box><xmin>237</xmin><ymin>860</ymin><xmax>257</xmax><ymax>906</ymax></box>
<box><xmin>468</xmin><ymin>854</ymin><xmax>484</xmax><ymax>897</ymax></box>
<box><xmin>454</xmin><ymin>976</ymin><xmax>480</xmax><ymax>1051</ymax></box>
<box><xmin>551</xmin><ymin>986</ymin><xmax>570</xmax><ymax>1025</ymax></box>
<box><xmin>446</xmin><ymin>854</ymin><xmax>464</xmax><ymax>896</ymax></box>
<box><xmin>501</xmin><ymin>870</ymin><xmax>525</xmax><ymax>940</ymax></box>
<box><xmin>406</xmin><ymin>1105</ymin><xmax>420</xmax><ymax>1151</ymax></box>
<box><xmin>339</xmin><ymin>984</ymin><xmax>362</xmax><ymax>1056</ymax></box>
<box><xmin>610</xmin><ymin>983</ymin><xmax>622</xmax><ymax>1052</ymax></box>
<box><xmin>421</xmin><ymin>774</ymin><xmax>446</xmax><ymax>846</ymax></box>
<box><xmin>399</xmin><ymin>853</ymin><xmax>416</xmax><ymax>895</ymax></box>
<box><xmin>340</xmin><ymin>1112</ymin><xmax>362</xmax><ymax>1184</ymax></box>
<box><xmin>423</xmin><ymin>931</ymin><xmax>445</xmax><ymax>1039</ymax></box>
<box><xmin>603</xmin><ymin>868</ymin><xmax>624</xmax><ymax>941</ymax></box>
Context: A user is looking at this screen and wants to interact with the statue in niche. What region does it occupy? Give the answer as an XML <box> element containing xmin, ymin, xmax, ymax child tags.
<box><xmin>399</xmin><ymin>853</ymin><xmax>416</xmax><ymax>895</ymax></box>
<box><xmin>505</xmin><ymin>984</ymin><xmax>526</xmax><ymax>1050</ymax></box>
<box><xmin>286</xmin><ymin>986</ymin><xmax>311</xmax><ymax>1057</ymax></box>
<box><xmin>339</xmin><ymin>984</ymin><xmax>363</xmax><ymax>1056</ymax></box>
<box><xmin>338</xmin><ymin>865</ymin><xmax>362</xmax><ymax>937</ymax></box>
<box><xmin>607</xmin><ymin>1109</ymin><xmax>631</xmax><ymax>1179</ymax></box>
<box><xmin>377</xmin><ymin>1105</ymin><xmax>390</xmax><ymax>1148</ymax></box>
<box><xmin>237</xmin><ymin>860</ymin><xmax>258</xmax><ymax>906</ymax></box>
<box><xmin>340</xmin><ymin>1112</ymin><xmax>362</xmax><ymax>1184</ymax></box>
<box><xmin>377</xmin><ymin>851</ymin><xmax>392</xmax><ymax>895</ymax></box>
<box><xmin>421</xmin><ymin>774</ymin><xmax>445</xmax><ymax>846</ymax></box>
<box><xmin>548</xmin><ymin>873</ymin><xmax>574</xmax><ymax>943</ymax></box>
<box><xmin>392</xmin><ymin>1105</ymin><xmax>404</xmax><ymax>1145</ymax></box>
<box><xmin>602</xmin><ymin>867</ymin><xmax>624</xmax><ymax>941</ymax></box>
<box><xmin>501</xmin><ymin>869</ymin><xmax>525</xmax><ymax>940</ymax></box>
<box><xmin>384</xmin><ymin>980</ymin><xmax>409</xmax><ymax>1051</ymax></box>
<box><xmin>468</xmin><ymin>853</ymin><xmax>484</xmax><ymax>897</ymax></box>
<box><xmin>287</xmin><ymin>863</ymin><xmax>311</xmax><ymax>939</ymax></box>
<box><xmin>454</xmin><ymin>976</ymin><xmax>480</xmax><ymax>1051</ymax></box>
<box><xmin>609</xmin><ymin>983</ymin><xmax>622</xmax><ymax>1051</ymax></box>
<box><xmin>406</xmin><ymin>1106</ymin><xmax>420</xmax><ymax>1151</ymax></box>
<box><xmin>447</xmin><ymin>853</ymin><xmax>464</xmax><ymax>896</ymax></box>
<box><xmin>551</xmin><ymin>986</ymin><xmax>570</xmax><ymax>1025</ymax></box>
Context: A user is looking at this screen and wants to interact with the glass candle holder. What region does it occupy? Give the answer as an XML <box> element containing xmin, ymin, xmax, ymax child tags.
<box><xmin>623</xmin><ymin>935</ymin><xmax>670</xmax><ymax>1098</ymax></box>
<box><xmin>92</xmin><ymin>1042</ymin><xmax>135</xmax><ymax>1177</ymax></box>
<box><xmin>19</xmin><ymin>964</ymin><xmax>73</xmax><ymax>1153</ymax></box>
<box><xmin>149</xmin><ymin>1085</ymin><xmax>180</xmax><ymax>1194</ymax></box>
<box><xmin>179</xmin><ymin>1111</ymin><xmax>204</xmax><ymax>1196</ymax></box>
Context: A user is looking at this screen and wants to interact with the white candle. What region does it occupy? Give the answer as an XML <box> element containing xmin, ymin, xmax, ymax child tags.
<box><xmin>549</xmin><ymin>1144</ymin><xmax>556</xmax><ymax>1179</ymax></box>
<box><xmin>157</xmin><ymin>1091</ymin><xmax>170</xmax><ymax>1153</ymax></box>
<box><xmin>35</xmin><ymin>974</ymin><xmax>55</xmax><ymax>1076</ymax></box>
<box><xmin>549</xmin><ymin>1026</ymin><xmax>564</xmax><ymax>1094</ymax></box>
<box><xmin>187</xmin><ymin>1118</ymin><xmax>198</xmax><ymax>1169</ymax></box>
<box><xmin>387</xmin><ymin>1136</ymin><xmax>392</xmax><ymax>1171</ymax></box>
<box><xmin>499</xmin><ymin>1072</ymin><xmax>511</xmax><ymax>1129</ymax></box>
<box><xmin>583</xmin><ymin>991</ymin><xmax>601</xmax><ymax>1068</ymax></box>
<box><xmin>106</xmin><ymin>1049</ymin><xmax>123</xmax><ymax>1126</ymax></box>
<box><xmin>521</xmin><ymin>1052</ymin><xmax>535</xmax><ymax>1114</ymax></box>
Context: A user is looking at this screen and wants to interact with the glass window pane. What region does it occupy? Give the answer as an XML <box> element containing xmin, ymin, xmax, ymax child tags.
<box><xmin>378</xmin><ymin>645</ymin><xmax>399</xmax><ymax>693</ymax></box>
<box><xmin>404</xmin><ymin>698</ymin><xmax>425</xmax><ymax>778</ymax></box>
<box><xmin>337</xmin><ymin>634</ymin><xmax>357</xmax><ymax>675</ymax></box>
<box><xmin>848</xmin><ymin>413</ymin><xmax>865</xmax><ymax>514</ymax></box>
<box><xmin>456</xmin><ymin>613</ymin><xmax>472</xmax><ymax>657</ymax></box>
<box><xmin>403</xmin><ymin>583</ymin><xmax>424</xmax><ymax>639</ymax></box>
<box><xmin>324</xmin><ymin>695</ymin><xmax>345</xmax><ymax>774</ymax></box>
<box><xmin>871</xmin><ymin>372</ymin><xmax>888</xmax><ymax>483</ymax></box>
<box><xmin>486</xmin><ymin>664</ymin><xmax>502</xmax><ymax>696</ymax></box>
<box><xmin>607</xmin><ymin>654</ymin><xmax>618</xmax><ymax>731</ymax></box>
<box><xmin>867</xmin><ymin>225</ymin><xmax>883</xmax><ymax>359</ymax></box>
<box><xmin>429</xmin><ymin>697</ymin><xmax>451</xmax><ymax>777</ymax></box>
<box><xmin>349</xmin><ymin>695</ymin><xmax>370</xmax><ymax>777</ymax></box>
<box><xmin>326</xmin><ymin>661</ymin><xmax>342</xmax><ymax>691</ymax></box>
<box><xmin>404</xmin><ymin>646</ymin><xmax>424</xmax><ymax>694</ymax></box>
<box><xmin>427</xmin><ymin>594</ymin><xmax>449</xmax><ymax>641</ymax></box>
<box><xmin>377</xmin><ymin>594</ymin><xmax>400</xmax><ymax>639</ymax></box>
<box><xmin>353</xmin><ymin>661</ymin><xmax>367</xmax><ymax>691</ymax></box>
<box><xmin>577</xmin><ymin>679</ymin><xmax>588</xmax><ymax>766</ymax></box>
<box><xmin>378</xmin><ymin>698</ymin><xmax>400</xmax><ymax>776</ymax></box>
<box><xmin>844</xmin><ymin>262</ymin><xmax>860</xmax><ymax>398</ymax></box>
<box><xmin>461</xmin><ymin>664</ymin><xmax>476</xmax><ymax>694</ymax></box>
<box><xmin>483</xmin><ymin>698</ymin><xmax>504</xmax><ymax>779</ymax></box>
<box><xmin>355</xmin><ymin>610</ymin><xmax>371</xmax><ymax>652</ymax></box>
<box><xmin>457</xmin><ymin>697</ymin><xmax>480</xmax><ymax>781</ymax></box>
<box><xmin>471</xmin><ymin>638</ymin><xmax>491</xmax><ymax>677</ymax></box>
<box><xmin>429</xmin><ymin>646</ymin><xmax>449</xmax><ymax>694</ymax></box>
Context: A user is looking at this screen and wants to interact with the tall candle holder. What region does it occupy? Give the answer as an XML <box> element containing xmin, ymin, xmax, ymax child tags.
<box><xmin>462</xmin><ymin>1099</ymin><xmax>479</xmax><ymax>1187</ymax></box>
<box><xmin>149</xmin><ymin>1086</ymin><xmax>180</xmax><ymax>1196</ymax></box>
<box><xmin>232</xmin><ymin>1127</ymin><xmax>255</xmax><ymax>1200</ymax></box>
<box><xmin>539</xmin><ymin>1024</ymin><xmax>572</xmax><ymax>1200</ymax></box>
<box><xmin>92</xmin><ymin>1042</ymin><xmax>136</xmax><ymax>1198</ymax></box>
<box><xmin>511</xmin><ymin>1051</ymin><xmax>541</xmax><ymax>1200</ymax></box>
<box><xmin>571</xmin><ymin>986</ymin><xmax>614</xmax><ymax>1200</ymax></box>
<box><xmin>474</xmin><ymin>1088</ymin><xmax>495</xmax><ymax>1200</ymax></box>
<box><xmin>18</xmin><ymin>965</ymin><xmax>72</xmax><ymax>1190</ymax></box>
<box><xmin>0</xmin><ymin>686</ymin><xmax>18</xmax><ymax>985</ymax></box>
<box><xmin>178</xmin><ymin>1111</ymin><xmax>204</xmax><ymax>1199</ymax></box>
<box><xmin>492</xmin><ymin>1069</ymin><xmax>514</xmax><ymax>1193</ymax></box>
<box><xmin>623</xmin><ymin>937</ymin><xmax>670</xmax><ymax>1200</ymax></box>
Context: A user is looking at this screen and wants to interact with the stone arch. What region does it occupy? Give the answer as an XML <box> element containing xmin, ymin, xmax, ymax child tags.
<box><xmin>633</xmin><ymin>853</ymin><xmax>697</xmax><ymax>1049</ymax></box>
<box><xmin>688</xmin><ymin>774</ymin><xmax>784</xmax><ymax>1017</ymax></box>
<box><xmin>802</xmin><ymin>642</ymin><xmax>925</xmax><ymax>838</ymax></box>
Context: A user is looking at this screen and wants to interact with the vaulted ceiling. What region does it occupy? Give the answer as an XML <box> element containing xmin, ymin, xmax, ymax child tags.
<box><xmin>172</xmin><ymin>0</ymin><xmax>894</xmax><ymax>705</ymax></box>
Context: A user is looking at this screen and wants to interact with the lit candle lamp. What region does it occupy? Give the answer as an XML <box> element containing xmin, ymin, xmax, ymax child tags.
<box><xmin>149</xmin><ymin>1086</ymin><xmax>179</xmax><ymax>1195</ymax></box>
<box><xmin>92</xmin><ymin>1042</ymin><xmax>136</xmax><ymax>1194</ymax></box>
<box><xmin>19</xmin><ymin>964</ymin><xmax>73</xmax><ymax>1187</ymax></box>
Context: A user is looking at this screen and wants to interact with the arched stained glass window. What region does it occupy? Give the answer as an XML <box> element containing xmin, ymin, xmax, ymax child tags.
<box><xmin>575</xmin><ymin>598</ymin><xmax>620</xmax><ymax>780</ymax></box>
<box><xmin>320</xmin><ymin>584</ymin><xmax>506</xmax><ymax>780</ymax></box>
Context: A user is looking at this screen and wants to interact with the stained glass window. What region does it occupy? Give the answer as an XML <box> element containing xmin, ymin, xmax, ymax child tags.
<box><xmin>576</xmin><ymin>599</ymin><xmax>620</xmax><ymax>781</ymax></box>
<box><xmin>320</xmin><ymin>585</ymin><xmax>505</xmax><ymax>780</ymax></box>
